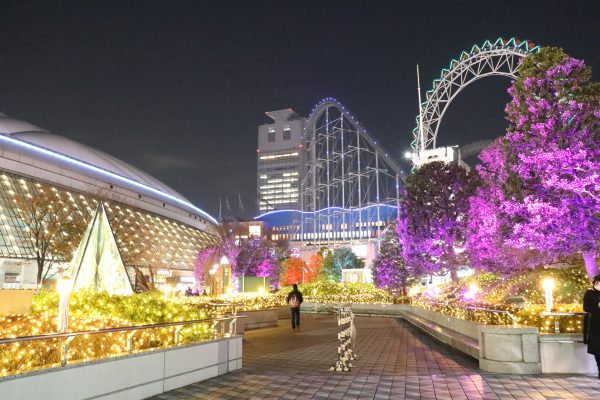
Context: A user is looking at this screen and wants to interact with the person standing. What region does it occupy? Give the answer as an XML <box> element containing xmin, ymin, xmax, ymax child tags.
<box><xmin>287</xmin><ymin>283</ymin><xmax>303</xmax><ymax>331</ymax></box>
<box><xmin>583</xmin><ymin>274</ymin><xmax>600</xmax><ymax>378</ymax></box>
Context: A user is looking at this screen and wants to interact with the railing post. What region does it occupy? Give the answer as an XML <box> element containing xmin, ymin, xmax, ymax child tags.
<box><xmin>61</xmin><ymin>336</ymin><xmax>75</xmax><ymax>366</ymax></box>
<box><xmin>211</xmin><ymin>320</ymin><xmax>220</xmax><ymax>337</ymax></box>
<box><xmin>229</xmin><ymin>317</ymin><xmax>238</xmax><ymax>336</ymax></box>
<box><xmin>127</xmin><ymin>331</ymin><xmax>136</xmax><ymax>353</ymax></box>
<box><xmin>174</xmin><ymin>325</ymin><xmax>184</xmax><ymax>346</ymax></box>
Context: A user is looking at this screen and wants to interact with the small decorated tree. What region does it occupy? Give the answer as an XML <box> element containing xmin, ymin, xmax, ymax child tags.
<box><xmin>281</xmin><ymin>257</ymin><xmax>306</xmax><ymax>285</ymax></box>
<box><xmin>305</xmin><ymin>252</ymin><xmax>323</xmax><ymax>283</ymax></box>
<box><xmin>319</xmin><ymin>247</ymin><xmax>363</xmax><ymax>282</ymax></box>
<box><xmin>235</xmin><ymin>237</ymin><xmax>279</xmax><ymax>287</ymax></box>
<box><xmin>372</xmin><ymin>221</ymin><xmax>411</xmax><ymax>294</ymax></box>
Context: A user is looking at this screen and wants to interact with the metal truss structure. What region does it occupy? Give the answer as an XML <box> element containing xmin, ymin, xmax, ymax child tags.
<box><xmin>299</xmin><ymin>98</ymin><xmax>404</xmax><ymax>246</ymax></box>
<box><xmin>412</xmin><ymin>37</ymin><xmax>539</xmax><ymax>167</ymax></box>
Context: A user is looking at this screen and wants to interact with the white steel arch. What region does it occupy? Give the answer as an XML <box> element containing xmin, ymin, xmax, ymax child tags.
<box><xmin>412</xmin><ymin>37</ymin><xmax>539</xmax><ymax>166</ymax></box>
<box><xmin>300</xmin><ymin>97</ymin><xmax>403</xmax><ymax>246</ymax></box>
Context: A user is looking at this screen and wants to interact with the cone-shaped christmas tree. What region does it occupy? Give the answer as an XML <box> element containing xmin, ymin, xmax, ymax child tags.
<box><xmin>68</xmin><ymin>203</ymin><xmax>133</xmax><ymax>294</ymax></box>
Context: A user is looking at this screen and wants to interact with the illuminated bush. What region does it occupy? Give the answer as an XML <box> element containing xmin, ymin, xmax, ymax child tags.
<box><xmin>408</xmin><ymin>267</ymin><xmax>588</xmax><ymax>332</ymax></box>
<box><xmin>275</xmin><ymin>282</ymin><xmax>393</xmax><ymax>304</ymax></box>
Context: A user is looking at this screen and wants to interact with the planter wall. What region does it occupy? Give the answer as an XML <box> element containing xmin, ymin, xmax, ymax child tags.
<box><xmin>0</xmin><ymin>289</ymin><xmax>35</xmax><ymax>315</ymax></box>
<box><xmin>0</xmin><ymin>335</ymin><xmax>242</xmax><ymax>400</ymax></box>
<box><xmin>278</xmin><ymin>305</ymin><xmax>290</xmax><ymax>320</ymax></box>
<box><xmin>539</xmin><ymin>334</ymin><xmax>597</xmax><ymax>374</ymax></box>
<box><xmin>236</xmin><ymin>308</ymin><xmax>278</xmax><ymax>334</ymax></box>
<box><xmin>307</xmin><ymin>302</ymin><xmax>596</xmax><ymax>375</ymax></box>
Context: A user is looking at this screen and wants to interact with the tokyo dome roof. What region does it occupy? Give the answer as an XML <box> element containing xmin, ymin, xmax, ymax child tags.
<box><xmin>0</xmin><ymin>113</ymin><xmax>216</xmax><ymax>223</ymax></box>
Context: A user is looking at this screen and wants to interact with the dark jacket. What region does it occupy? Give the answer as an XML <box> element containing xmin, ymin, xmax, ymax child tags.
<box><xmin>286</xmin><ymin>290</ymin><xmax>303</xmax><ymax>307</ymax></box>
<box><xmin>583</xmin><ymin>289</ymin><xmax>600</xmax><ymax>355</ymax></box>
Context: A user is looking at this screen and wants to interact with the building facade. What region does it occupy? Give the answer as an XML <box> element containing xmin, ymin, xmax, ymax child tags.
<box><xmin>257</xmin><ymin>109</ymin><xmax>306</xmax><ymax>212</ymax></box>
<box><xmin>0</xmin><ymin>113</ymin><xmax>218</xmax><ymax>290</ymax></box>
<box><xmin>255</xmin><ymin>99</ymin><xmax>404</xmax><ymax>278</ymax></box>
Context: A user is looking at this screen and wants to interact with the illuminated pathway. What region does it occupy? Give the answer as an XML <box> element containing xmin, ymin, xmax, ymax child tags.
<box><xmin>150</xmin><ymin>315</ymin><xmax>600</xmax><ymax>399</ymax></box>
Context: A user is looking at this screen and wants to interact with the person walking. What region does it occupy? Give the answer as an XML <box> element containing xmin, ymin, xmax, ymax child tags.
<box><xmin>287</xmin><ymin>283</ymin><xmax>303</xmax><ymax>331</ymax></box>
<box><xmin>583</xmin><ymin>274</ymin><xmax>600</xmax><ymax>378</ymax></box>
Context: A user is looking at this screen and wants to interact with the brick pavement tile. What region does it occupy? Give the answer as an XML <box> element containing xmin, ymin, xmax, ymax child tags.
<box><xmin>148</xmin><ymin>315</ymin><xmax>600</xmax><ymax>400</ymax></box>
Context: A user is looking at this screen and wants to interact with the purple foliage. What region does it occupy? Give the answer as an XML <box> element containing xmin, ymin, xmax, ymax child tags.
<box><xmin>372</xmin><ymin>221</ymin><xmax>409</xmax><ymax>291</ymax></box>
<box><xmin>398</xmin><ymin>162</ymin><xmax>474</xmax><ymax>279</ymax></box>
<box><xmin>467</xmin><ymin>49</ymin><xmax>600</xmax><ymax>279</ymax></box>
<box><xmin>235</xmin><ymin>238</ymin><xmax>279</xmax><ymax>286</ymax></box>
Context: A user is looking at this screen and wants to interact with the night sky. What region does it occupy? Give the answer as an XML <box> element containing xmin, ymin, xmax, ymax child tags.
<box><xmin>0</xmin><ymin>1</ymin><xmax>598</xmax><ymax>219</ymax></box>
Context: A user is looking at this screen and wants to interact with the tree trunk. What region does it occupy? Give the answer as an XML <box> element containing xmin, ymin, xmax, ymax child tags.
<box><xmin>450</xmin><ymin>267</ymin><xmax>458</xmax><ymax>282</ymax></box>
<box><xmin>401</xmin><ymin>276</ymin><xmax>407</xmax><ymax>297</ymax></box>
<box><xmin>148</xmin><ymin>268</ymin><xmax>156</xmax><ymax>291</ymax></box>
<box><xmin>583</xmin><ymin>251</ymin><xmax>599</xmax><ymax>282</ymax></box>
<box><xmin>37</xmin><ymin>260</ymin><xmax>44</xmax><ymax>287</ymax></box>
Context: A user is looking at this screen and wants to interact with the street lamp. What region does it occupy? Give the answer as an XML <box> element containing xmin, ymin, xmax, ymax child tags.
<box><xmin>542</xmin><ymin>278</ymin><xmax>555</xmax><ymax>312</ymax></box>
<box><xmin>56</xmin><ymin>277</ymin><xmax>72</xmax><ymax>333</ymax></box>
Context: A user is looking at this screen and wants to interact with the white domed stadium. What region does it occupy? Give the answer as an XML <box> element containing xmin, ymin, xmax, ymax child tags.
<box><xmin>0</xmin><ymin>113</ymin><xmax>218</xmax><ymax>290</ymax></box>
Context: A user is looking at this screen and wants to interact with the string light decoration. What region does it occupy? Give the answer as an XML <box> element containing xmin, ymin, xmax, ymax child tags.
<box><xmin>408</xmin><ymin>267</ymin><xmax>588</xmax><ymax>333</ymax></box>
<box><xmin>1</xmin><ymin>290</ymin><xmax>288</xmax><ymax>376</ymax></box>
<box><xmin>274</xmin><ymin>282</ymin><xmax>393</xmax><ymax>305</ymax></box>
<box><xmin>0</xmin><ymin>171</ymin><xmax>219</xmax><ymax>278</ymax></box>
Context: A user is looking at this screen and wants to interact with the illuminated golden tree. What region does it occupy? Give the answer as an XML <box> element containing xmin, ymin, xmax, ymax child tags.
<box><xmin>13</xmin><ymin>183</ymin><xmax>87</xmax><ymax>285</ymax></box>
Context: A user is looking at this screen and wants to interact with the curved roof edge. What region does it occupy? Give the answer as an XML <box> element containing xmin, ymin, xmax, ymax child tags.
<box><xmin>0</xmin><ymin>114</ymin><xmax>217</xmax><ymax>224</ymax></box>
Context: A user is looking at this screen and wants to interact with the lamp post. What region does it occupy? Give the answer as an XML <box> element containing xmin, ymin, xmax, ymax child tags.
<box><xmin>209</xmin><ymin>265</ymin><xmax>218</xmax><ymax>295</ymax></box>
<box><xmin>542</xmin><ymin>278</ymin><xmax>555</xmax><ymax>312</ymax></box>
<box><xmin>56</xmin><ymin>277</ymin><xmax>72</xmax><ymax>333</ymax></box>
<box><xmin>220</xmin><ymin>255</ymin><xmax>230</xmax><ymax>290</ymax></box>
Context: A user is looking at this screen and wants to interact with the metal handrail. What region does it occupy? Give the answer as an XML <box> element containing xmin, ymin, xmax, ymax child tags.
<box><xmin>0</xmin><ymin>315</ymin><xmax>244</xmax><ymax>370</ymax></box>
<box><xmin>464</xmin><ymin>305</ymin><xmax>517</xmax><ymax>324</ymax></box>
<box><xmin>539</xmin><ymin>311</ymin><xmax>587</xmax><ymax>317</ymax></box>
<box><xmin>208</xmin><ymin>302</ymin><xmax>245</xmax><ymax>309</ymax></box>
<box><xmin>538</xmin><ymin>311</ymin><xmax>586</xmax><ymax>333</ymax></box>
<box><xmin>0</xmin><ymin>315</ymin><xmax>242</xmax><ymax>345</ymax></box>
<box><xmin>418</xmin><ymin>301</ymin><xmax>517</xmax><ymax>324</ymax></box>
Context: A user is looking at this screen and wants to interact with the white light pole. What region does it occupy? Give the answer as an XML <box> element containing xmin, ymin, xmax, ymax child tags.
<box><xmin>57</xmin><ymin>277</ymin><xmax>72</xmax><ymax>333</ymax></box>
<box><xmin>542</xmin><ymin>278</ymin><xmax>555</xmax><ymax>313</ymax></box>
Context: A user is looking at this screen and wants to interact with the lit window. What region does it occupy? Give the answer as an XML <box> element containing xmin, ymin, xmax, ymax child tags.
<box><xmin>259</xmin><ymin>152</ymin><xmax>299</xmax><ymax>160</ymax></box>
<box><xmin>249</xmin><ymin>225</ymin><xmax>261</xmax><ymax>237</ymax></box>
<box><xmin>283</xmin><ymin>125</ymin><xmax>291</xmax><ymax>140</ymax></box>
<box><xmin>268</xmin><ymin>127</ymin><xmax>276</xmax><ymax>142</ymax></box>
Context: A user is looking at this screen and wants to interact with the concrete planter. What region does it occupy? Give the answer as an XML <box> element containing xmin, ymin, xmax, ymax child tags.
<box><xmin>478</xmin><ymin>325</ymin><xmax>541</xmax><ymax>373</ymax></box>
<box><xmin>305</xmin><ymin>302</ymin><xmax>596</xmax><ymax>374</ymax></box>
<box><xmin>0</xmin><ymin>289</ymin><xmax>35</xmax><ymax>315</ymax></box>
<box><xmin>540</xmin><ymin>333</ymin><xmax>597</xmax><ymax>373</ymax></box>
<box><xmin>278</xmin><ymin>305</ymin><xmax>290</xmax><ymax>319</ymax></box>
<box><xmin>0</xmin><ymin>335</ymin><xmax>242</xmax><ymax>400</ymax></box>
<box><xmin>236</xmin><ymin>308</ymin><xmax>278</xmax><ymax>333</ymax></box>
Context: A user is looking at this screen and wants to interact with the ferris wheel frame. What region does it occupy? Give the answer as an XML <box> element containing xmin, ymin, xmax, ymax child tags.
<box><xmin>412</xmin><ymin>38</ymin><xmax>539</xmax><ymax>166</ymax></box>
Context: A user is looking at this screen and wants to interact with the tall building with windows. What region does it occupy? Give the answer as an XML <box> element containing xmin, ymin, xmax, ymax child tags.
<box><xmin>257</xmin><ymin>109</ymin><xmax>306</xmax><ymax>212</ymax></box>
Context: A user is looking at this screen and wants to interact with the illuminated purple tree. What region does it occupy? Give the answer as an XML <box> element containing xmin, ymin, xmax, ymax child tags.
<box><xmin>194</xmin><ymin>246</ymin><xmax>218</xmax><ymax>292</ymax></box>
<box><xmin>194</xmin><ymin>236</ymin><xmax>239</xmax><ymax>292</ymax></box>
<box><xmin>468</xmin><ymin>48</ymin><xmax>600</xmax><ymax>279</ymax></box>
<box><xmin>467</xmin><ymin>141</ymin><xmax>552</xmax><ymax>274</ymax></box>
<box><xmin>372</xmin><ymin>221</ymin><xmax>411</xmax><ymax>294</ymax></box>
<box><xmin>235</xmin><ymin>237</ymin><xmax>279</xmax><ymax>287</ymax></box>
<box><xmin>398</xmin><ymin>162</ymin><xmax>475</xmax><ymax>281</ymax></box>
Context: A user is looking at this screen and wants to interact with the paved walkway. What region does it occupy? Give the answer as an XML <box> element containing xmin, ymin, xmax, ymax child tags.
<box><xmin>151</xmin><ymin>315</ymin><xmax>600</xmax><ymax>400</ymax></box>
